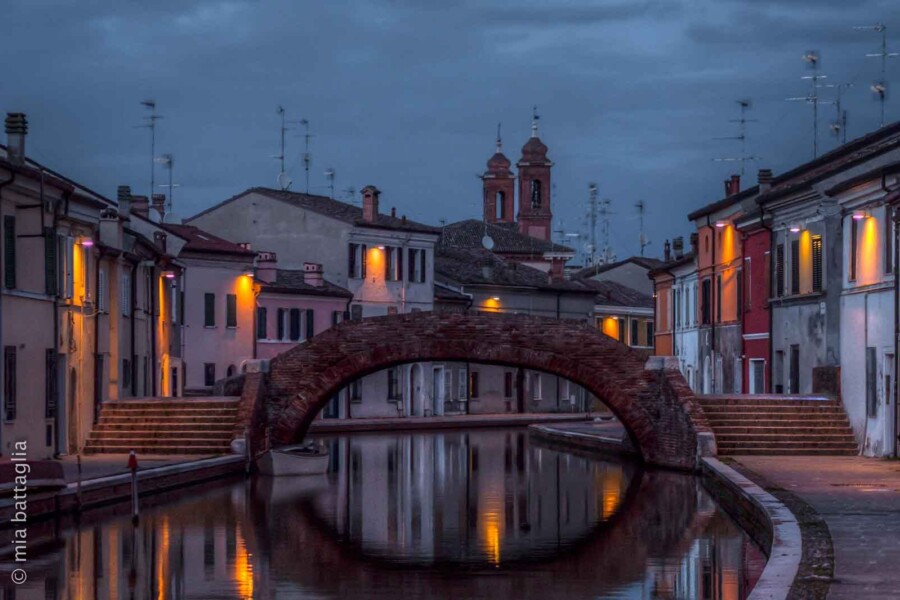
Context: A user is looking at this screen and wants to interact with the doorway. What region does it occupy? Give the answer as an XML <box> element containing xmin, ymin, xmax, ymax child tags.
<box><xmin>68</xmin><ymin>368</ymin><xmax>78</xmax><ymax>454</ymax></box>
<box><xmin>409</xmin><ymin>363</ymin><xmax>424</xmax><ymax>416</ymax></box>
<box><xmin>431</xmin><ymin>367</ymin><xmax>444</xmax><ymax>417</ymax></box>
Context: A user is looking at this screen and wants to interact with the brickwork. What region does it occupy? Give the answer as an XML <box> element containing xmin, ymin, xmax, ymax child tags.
<box><xmin>263</xmin><ymin>312</ymin><xmax>710</xmax><ymax>469</ymax></box>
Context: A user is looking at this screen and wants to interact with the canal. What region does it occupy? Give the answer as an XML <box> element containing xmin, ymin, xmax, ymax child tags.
<box><xmin>18</xmin><ymin>429</ymin><xmax>764</xmax><ymax>599</ymax></box>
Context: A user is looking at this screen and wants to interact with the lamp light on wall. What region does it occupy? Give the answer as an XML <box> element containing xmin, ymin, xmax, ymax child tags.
<box><xmin>242</xmin><ymin>269</ymin><xmax>255</xmax><ymax>278</ymax></box>
<box><xmin>715</xmin><ymin>220</ymin><xmax>727</xmax><ymax>228</ymax></box>
<box><xmin>79</xmin><ymin>237</ymin><xmax>95</xmax><ymax>247</ymax></box>
<box><xmin>789</xmin><ymin>224</ymin><xmax>802</xmax><ymax>233</ymax></box>
<box><xmin>163</xmin><ymin>270</ymin><xmax>176</xmax><ymax>279</ymax></box>
<box><xmin>491</xmin><ymin>296</ymin><xmax>501</xmax><ymax>301</ymax></box>
<box><xmin>376</xmin><ymin>245</ymin><xmax>386</xmax><ymax>250</ymax></box>
<box><xmin>852</xmin><ymin>209</ymin><xmax>868</xmax><ymax>220</ymax></box>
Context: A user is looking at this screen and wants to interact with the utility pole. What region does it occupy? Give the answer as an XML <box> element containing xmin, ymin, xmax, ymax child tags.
<box><xmin>855</xmin><ymin>24</ymin><xmax>898</xmax><ymax>127</ymax></box>
<box><xmin>137</xmin><ymin>100</ymin><xmax>163</xmax><ymax>199</ymax></box>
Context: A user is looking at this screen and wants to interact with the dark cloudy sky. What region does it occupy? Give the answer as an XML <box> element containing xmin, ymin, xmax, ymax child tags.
<box><xmin>3</xmin><ymin>0</ymin><xmax>898</xmax><ymax>261</ymax></box>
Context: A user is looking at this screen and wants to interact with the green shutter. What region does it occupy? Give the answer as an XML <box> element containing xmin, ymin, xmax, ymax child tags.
<box><xmin>290</xmin><ymin>309</ymin><xmax>301</xmax><ymax>340</ymax></box>
<box><xmin>4</xmin><ymin>216</ymin><xmax>15</xmax><ymax>289</ymax></box>
<box><xmin>256</xmin><ymin>307</ymin><xmax>267</xmax><ymax>339</ymax></box>
<box><xmin>277</xmin><ymin>308</ymin><xmax>285</xmax><ymax>340</ymax></box>
<box><xmin>226</xmin><ymin>294</ymin><xmax>237</xmax><ymax>327</ymax></box>
<box><xmin>44</xmin><ymin>228</ymin><xmax>57</xmax><ymax>296</ymax></box>
<box><xmin>204</xmin><ymin>293</ymin><xmax>215</xmax><ymax>327</ymax></box>
<box><xmin>306</xmin><ymin>309</ymin><xmax>314</xmax><ymax>338</ymax></box>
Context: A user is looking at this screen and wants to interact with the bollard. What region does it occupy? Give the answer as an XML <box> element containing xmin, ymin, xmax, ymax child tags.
<box><xmin>128</xmin><ymin>450</ymin><xmax>139</xmax><ymax>525</ymax></box>
<box><xmin>76</xmin><ymin>453</ymin><xmax>83</xmax><ymax>511</ymax></box>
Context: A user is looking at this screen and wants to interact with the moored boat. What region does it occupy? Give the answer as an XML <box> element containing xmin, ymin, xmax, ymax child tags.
<box><xmin>257</xmin><ymin>443</ymin><xmax>329</xmax><ymax>476</ymax></box>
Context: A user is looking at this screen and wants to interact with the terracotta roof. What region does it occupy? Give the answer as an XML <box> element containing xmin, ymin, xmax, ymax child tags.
<box><xmin>259</xmin><ymin>269</ymin><xmax>353</xmax><ymax>298</ymax></box>
<box><xmin>440</xmin><ymin>219</ymin><xmax>573</xmax><ymax>255</ymax></box>
<box><xmin>189</xmin><ymin>187</ymin><xmax>439</xmax><ymax>235</ymax></box>
<box><xmin>434</xmin><ymin>282</ymin><xmax>471</xmax><ymax>304</ymax></box>
<box><xmin>435</xmin><ymin>246</ymin><xmax>593</xmax><ymax>293</ymax></box>
<box><xmin>825</xmin><ymin>159</ymin><xmax>900</xmax><ymax>196</ymax></box>
<box><xmin>572</xmin><ymin>256</ymin><xmax>666</xmax><ymax>280</ymax></box>
<box><xmin>580</xmin><ymin>279</ymin><xmax>654</xmax><ymax>309</ymax></box>
<box><xmin>160</xmin><ymin>223</ymin><xmax>255</xmax><ymax>256</ymax></box>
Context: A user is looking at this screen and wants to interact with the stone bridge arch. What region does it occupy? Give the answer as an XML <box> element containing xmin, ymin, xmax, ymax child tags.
<box><xmin>253</xmin><ymin>312</ymin><xmax>712</xmax><ymax>470</ymax></box>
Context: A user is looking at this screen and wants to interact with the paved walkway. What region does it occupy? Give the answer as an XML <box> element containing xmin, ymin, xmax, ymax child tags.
<box><xmin>734</xmin><ymin>456</ymin><xmax>900</xmax><ymax>600</ymax></box>
<box><xmin>56</xmin><ymin>453</ymin><xmax>224</xmax><ymax>483</ymax></box>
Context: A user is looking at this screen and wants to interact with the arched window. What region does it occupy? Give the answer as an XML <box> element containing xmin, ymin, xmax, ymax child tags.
<box><xmin>495</xmin><ymin>191</ymin><xmax>505</xmax><ymax>220</ymax></box>
<box><xmin>530</xmin><ymin>180</ymin><xmax>542</xmax><ymax>209</ymax></box>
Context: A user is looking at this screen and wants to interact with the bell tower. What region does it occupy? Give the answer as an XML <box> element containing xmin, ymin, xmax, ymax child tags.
<box><xmin>516</xmin><ymin>110</ymin><xmax>552</xmax><ymax>241</ymax></box>
<box><xmin>482</xmin><ymin>124</ymin><xmax>516</xmax><ymax>224</ymax></box>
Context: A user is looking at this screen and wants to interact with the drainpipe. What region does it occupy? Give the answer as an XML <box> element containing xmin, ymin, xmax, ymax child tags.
<box><xmin>883</xmin><ymin>172</ymin><xmax>900</xmax><ymax>457</ymax></box>
<box><xmin>150</xmin><ymin>266</ymin><xmax>157</xmax><ymax>397</ymax></box>
<box><xmin>707</xmin><ymin>215</ymin><xmax>718</xmax><ymax>392</ymax></box>
<box><xmin>556</xmin><ymin>290</ymin><xmax>561</xmax><ymax>411</ymax></box>
<box><xmin>93</xmin><ymin>248</ymin><xmax>103</xmax><ymax>423</ymax></box>
<box><xmin>130</xmin><ymin>262</ymin><xmax>137</xmax><ymax>396</ymax></box>
<box><xmin>0</xmin><ymin>173</ymin><xmax>14</xmax><ymax>455</ymax></box>
<box><xmin>759</xmin><ymin>205</ymin><xmax>774</xmax><ymax>393</ymax></box>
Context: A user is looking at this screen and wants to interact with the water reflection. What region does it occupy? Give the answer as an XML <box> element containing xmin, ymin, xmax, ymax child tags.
<box><xmin>4</xmin><ymin>429</ymin><xmax>764</xmax><ymax>599</ymax></box>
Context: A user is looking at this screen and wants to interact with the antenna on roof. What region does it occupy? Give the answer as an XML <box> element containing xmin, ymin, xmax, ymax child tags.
<box><xmin>713</xmin><ymin>99</ymin><xmax>759</xmax><ymax>176</ymax></box>
<box><xmin>155</xmin><ymin>153</ymin><xmax>179</xmax><ymax>220</ymax></box>
<box><xmin>274</xmin><ymin>106</ymin><xmax>303</xmax><ymax>190</ymax></box>
<box><xmin>496</xmin><ymin>122</ymin><xmax>502</xmax><ymax>152</ymax></box>
<box><xmin>599</xmin><ymin>197</ymin><xmax>615</xmax><ymax>265</ymax></box>
<box><xmin>531</xmin><ymin>105</ymin><xmax>540</xmax><ymax>138</ymax></box>
<box><xmin>324</xmin><ymin>168</ymin><xmax>336</xmax><ymax>199</ymax></box>
<box><xmin>819</xmin><ymin>82</ymin><xmax>853</xmax><ymax>145</ymax></box>
<box><xmin>586</xmin><ymin>183</ymin><xmax>599</xmax><ymax>266</ymax></box>
<box><xmin>786</xmin><ymin>51</ymin><xmax>825</xmax><ymax>158</ymax></box>
<box><xmin>136</xmin><ymin>100</ymin><xmax>163</xmax><ymax>199</ymax></box>
<box><xmin>300</xmin><ymin>119</ymin><xmax>313</xmax><ymax>193</ymax></box>
<box><xmin>636</xmin><ymin>200</ymin><xmax>651</xmax><ymax>257</ymax></box>
<box><xmin>855</xmin><ymin>23</ymin><xmax>897</xmax><ymax>127</ymax></box>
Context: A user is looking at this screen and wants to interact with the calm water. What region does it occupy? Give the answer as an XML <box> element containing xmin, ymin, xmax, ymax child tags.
<box><xmin>8</xmin><ymin>429</ymin><xmax>764</xmax><ymax>599</ymax></box>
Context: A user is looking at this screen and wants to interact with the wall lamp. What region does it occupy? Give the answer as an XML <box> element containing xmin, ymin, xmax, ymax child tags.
<box><xmin>242</xmin><ymin>269</ymin><xmax>255</xmax><ymax>278</ymax></box>
<box><xmin>789</xmin><ymin>224</ymin><xmax>801</xmax><ymax>233</ymax></box>
<box><xmin>79</xmin><ymin>237</ymin><xmax>95</xmax><ymax>247</ymax></box>
<box><xmin>852</xmin><ymin>209</ymin><xmax>868</xmax><ymax>220</ymax></box>
<box><xmin>714</xmin><ymin>220</ymin><xmax>727</xmax><ymax>228</ymax></box>
<box><xmin>376</xmin><ymin>245</ymin><xmax>386</xmax><ymax>250</ymax></box>
<box><xmin>491</xmin><ymin>296</ymin><xmax>501</xmax><ymax>301</ymax></box>
<box><xmin>163</xmin><ymin>270</ymin><xmax>176</xmax><ymax>279</ymax></box>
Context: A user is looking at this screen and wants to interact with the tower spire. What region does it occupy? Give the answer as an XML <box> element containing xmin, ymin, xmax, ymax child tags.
<box><xmin>496</xmin><ymin>122</ymin><xmax>502</xmax><ymax>152</ymax></box>
<box><xmin>531</xmin><ymin>105</ymin><xmax>540</xmax><ymax>138</ymax></box>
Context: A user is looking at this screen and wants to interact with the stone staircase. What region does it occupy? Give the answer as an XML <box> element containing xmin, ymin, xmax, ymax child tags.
<box><xmin>84</xmin><ymin>397</ymin><xmax>240</xmax><ymax>455</ymax></box>
<box><xmin>699</xmin><ymin>395</ymin><xmax>858</xmax><ymax>456</ymax></box>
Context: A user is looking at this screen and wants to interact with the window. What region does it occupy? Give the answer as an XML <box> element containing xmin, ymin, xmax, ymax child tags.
<box><xmin>4</xmin><ymin>346</ymin><xmax>16</xmax><ymax>420</ymax></box>
<box><xmin>469</xmin><ymin>371</ymin><xmax>480</xmax><ymax>399</ymax></box>
<box><xmin>348</xmin><ymin>243</ymin><xmax>367</xmax><ymax>279</ymax></box>
<box><xmin>289</xmin><ymin>309</ymin><xmax>301</xmax><ymax>341</ymax></box>
<box><xmin>385</xmin><ymin>247</ymin><xmax>403</xmax><ymax>281</ymax></box>
<box><xmin>674</xmin><ymin>287</ymin><xmax>680</xmax><ymax>329</ymax></box>
<box><xmin>736</xmin><ymin>268</ymin><xmax>743</xmax><ymax>316</ymax></box>
<box><xmin>790</xmin><ymin>239</ymin><xmax>800</xmax><ymax>295</ymax></box>
<box><xmin>630</xmin><ymin>319</ymin><xmax>639</xmax><ymax>346</ymax></box>
<box><xmin>744</xmin><ymin>258</ymin><xmax>752</xmax><ymax>310</ymax></box>
<box><xmin>617</xmin><ymin>318</ymin><xmax>626</xmax><ymax>343</ymax></box>
<box><xmin>332</xmin><ymin>310</ymin><xmax>344</xmax><ymax>326</ymax></box>
<box><xmin>775</xmin><ymin>244</ymin><xmax>785</xmax><ymax>297</ymax></box>
<box><xmin>98</xmin><ymin>269</ymin><xmax>108</xmax><ymax>312</ymax></box>
<box><xmin>387</xmin><ymin>368</ymin><xmax>400</xmax><ymax>400</ymax></box>
<box><xmin>701</xmin><ymin>279</ymin><xmax>711</xmax><ymax>324</ymax></box>
<box><xmin>849</xmin><ymin>218</ymin><xmax>858</xmax><ymax>282</ymax></box>
<box><xmin>715</xmin><ymin>275</ymin><xmax>722</xmax><ymax>323</ymax></box>
<box><xmin>750</xmin><ymin>359</ymin><xmax>765</xmax><ymax>394</ymax></box>
<box><xmin>350</xmin><ymin>304</ymin><xmax>362</xmax><ymax>321</ymax></box>
<box><xmin>504</xmin><ymin>372</ymin><xmax>513</xmax><ymax>398</ymax></box>
<box><xmin>306</xmin><ymin>309</ymin><xmax>315</xmax><ymax>339</ymax></box>
<box><xmin>646</xmin><ymin>321</ymin><xmax>654</xmax><ymax>345</ymax></box>
<box><xmin>530</xmin><ymin>180</ymin><xmax>542</xmax><ymax>209</ymax></box>
<box><xmin>122</xmin><ymin>358</ymin><xmax>131</xmax><ymax>394</ymax></box>
<box><xmin>496</xmin><ymin>191</ymin><xmax>505</xmax><ymax>220</ymax></box>
<box><xmin>277</xmin><ymin>308</ymin><xmax>287</xmax><ymax>340</ymax></box>
<box><xmin>3</xmin><ymin>215</ymin><xmax>15</xmax><ymax>289</ymax></box>
<box><xmin>457</xmin><ymin>370</ymin><xmax>467</xmax><ymax>400</ymax></box>
<box><xmin>256</xmin><ymin>307</ymin><xmax>267</xmax><ymax>339</ymax></box>
<box><xmin>204</xmin><ymin>293</ymin><xmax>215</xmax><ymax>326</ymax></box>
<box><xmin>44</xmin><ymin>227</ymin><xmax>57</xmax><ymax>296</ymax></box>
<box><xmin>204</xmin><ymin>363</ymin><xmax>216</xmax><ymax>387</ymax></box>
<box><xmin>122</xmin><ymin>272</ymin><xmax>132</xmax><ymax>316</ymax></box>
<box><xmin>226</xmin><ymin>294</ymin><xmax>237</xmax><ymax>327</ymax></box>
<box><xmin>530</xmin><ymin>373</ymin><xmax>542</xmax><ymax>400</ymax></box>
<box><xmin>866</xmin><ymin>347</ymin><xmax>877</xmax><ymax>417</ymax></box>
<box><xmin>812</xmin><ymin>235</ymin><xmax>823</xmax><ymax>292</ymax></box>
<box><xmin>45</xmin><ymin>349</ymin><xmax>57</xmax><ymax>418</ymax></box>
<box><xmin>789</xmin><ymin>344</ymin><xmax>800</xmax><ymax>394</ymax></box>
<box><xmin>886</xmin><ymin>206</ymin><xmax>895</xmax><ymax>275</ymax></box>
<box><xmin>408</xmin><ymin>248</ymin><xmax>427</xmax><ymax>283</ymax></box>
<box><xmin>350</xmin><ymin>379</ymin><xmax>362</xmax><ymax>401</ymax></box>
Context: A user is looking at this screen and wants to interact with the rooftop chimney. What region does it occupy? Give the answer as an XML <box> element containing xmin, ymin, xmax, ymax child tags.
<box><xmin>131</xmin><ymin>195</ymin><xmax>150</xmax><ymax>219</ymax></box>
<box><xmin>549</xmin><ymin>259</ymin><xmax>565</xmax><ymax>282</ymax></box>
<box><xmin>757</xmin><ymin>168</ymin><xmax>773</xmax><ymax>193</ymax></box>
<box><xmin>151</xmin><ymin>194</ymin><xmax>166</xmax><ymax>219</ymax></box>
<box><xmin>361</xmin><ymin>185</ymin><xmax>380</xmax><ymax>223</ymax></box>
<box><xmin>5</xmin><ymin>113</ymin><xmax>27</xmax><ymax>167</ymax></box>
<box><xmin>256</xmin><ymin>251</ymin><xmax>277</xmax><ymax>284</ymax></box>
<box><xmin>724</xmin><ymin>174</ymin><xmax>740</xmax><ymax>197</ymax></box>
<box><xmin>303</xmin><ymin>262</ymin><xmax>324</xmax><ymax>287</ymax></box>
<box><xmin>390</xmin><ymin>206</ymin><xmax>396</xmax><ymax>218</ymax></box>
<box><xmin>672</xmin><ymin>236</ymin><xmax>684</xmax><ymax>259</ymax></box>
<box><xmin>664</xmin><ymin>239</ymin><xmax>671</xmax><ymax>262</ymax></box>
<box><xmin>117</xmin><ymin>185</ymin><xmax>132</xmax><ymax>219</ymax></box>
<box><xmin>690</xmin><ymin>232</ymin><xmax>699</xmax><ymax>255</ymax></box>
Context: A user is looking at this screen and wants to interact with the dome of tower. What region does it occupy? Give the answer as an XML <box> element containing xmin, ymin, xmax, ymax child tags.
<box><xmin>520</xmin><ymin>136</ymin><xmax>549</xmax><ymax>161</ymax></box>
<box><xmin>486</xmin><ymin>151</ymin><xmax>511</xmax><ymax>171</ymax></box>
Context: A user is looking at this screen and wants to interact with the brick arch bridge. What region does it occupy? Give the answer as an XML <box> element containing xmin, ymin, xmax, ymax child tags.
<box><xmin>247</xmin><ymin>312</ymin><xmax>713</xmax><ymax>469</ymax></box>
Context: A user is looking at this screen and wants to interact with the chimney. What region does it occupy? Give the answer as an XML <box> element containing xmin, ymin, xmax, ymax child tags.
<box><xmin>117</xmin><ymin>185</ymin><xmax>132</xmax><ymax>219</ymax></box>
<box><xmin>549</xmin><ymin>259</ymin><xmax>564</xmax><ymax>282</ymax></box>
<box><xmin>390</xmin><ymin>206</ymin><xmax>396</xmax><ymax>218</ymax></box>
<box><xmin>5</xmin><ymin>113</ymin><xmax>27</xmax><ymax>166</ymax></box>
<box><xmin>99</xmin><ymin>207</ymin><xmax>123</xmax><ymax>250</ymax></box>
<box><xmin>151</xmin><ymin>194</ymin><xmax>166</xmax><ymax>219</ymax></box>
<box><xmin>690</xmin><ymin>232</ymin><xmax>699</xmax><ymax>255</ymax></box>
<box><xmin>757</xmin><ymin>168</ymin><xmax>773</xmax><ymax>193</ymax></box>
<box><xmin>673</xmin><ymin>236</ymin><xmax>684</xmax><ymax>259</ymax></box>
<box><xmin>131</xmin><ymin>195</ymin><xmax>150</xmax><ymax>218</ymax></box>
<box><xmin>303</xmin><ymin>262</ymin><xmax>324</xmax><ymax>287</ymax></box>
<box><xmin>256</xmin><ymin>251</ymin><xmax>277</xmax><ymax>284</ymax></box>
<box><xmin>361</xmin><ymin>185</ymin><xmax>380</xmax><ymax>223</ymax></box>
<box><xmin>664</xmin><ymin>239</ymin><xmax>671</xmax><ymax>262</ymax></box>
<box><xmin>724</xmin><ymin>174</ymin><xmax>740</xmax><ymax>197</ymax></box>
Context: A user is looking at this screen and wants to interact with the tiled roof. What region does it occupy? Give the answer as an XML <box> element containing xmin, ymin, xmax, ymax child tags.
<box><xmin>189</xmin><ymin>187</ymin><xmax>439</xmax><ymax>235</ymax></box>
<box><xmin>647</xmin><ymin>252</ymin><xmax>697</xmax><ymax>277</ymax></box>
<box><xmin>434</xmin><ymin>282</ymin><xmax>471</xmax><ymax>303</ymax></box>
<box><xmin>439</xmin><ymin>219</ymin><xmax>573</xmax><ymax>255</ymax></box>
<box><xmin>259</xmin><ymin>269</ymin><xmax>353</xmax><ymax>298</ymax></box>
<box><xmin>572</xmin><ymin>256</ymin><xmax>666</xmax><ymax>280</ymax></box>
<box><xmin>160</xmin><ymin>223</ymin><xmax>256</xmax><ymax>256</ymax></box>
<box><xmin>435</xmin><ymin>246</ymin><xmax>593</xmax><ymax>293</ymax></box>
<box><xmin>579</xmin><ymin>279</ymin><xmax>654</xmax><ymax>309</ymax></box>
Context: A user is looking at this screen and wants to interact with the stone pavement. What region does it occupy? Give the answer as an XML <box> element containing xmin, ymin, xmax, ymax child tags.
<box><xmin>309</xmin><ymin>412</ymin><xmax>595</xmax><ymax>433</ymax></box>
<box><xmin>56</xmin><ymin>453</ymin><xmax>223</xmax><ymax>483</ymax></box>
<box><xmin>734</xmin><ymin>455</ymin><xmax>900</xmax><ymax>599</ymax></box>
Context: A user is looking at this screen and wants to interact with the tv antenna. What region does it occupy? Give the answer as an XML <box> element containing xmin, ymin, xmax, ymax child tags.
<box><xmin>324</xmin><ymin>168</ymin><xmax>336</xmax><ymax>199</ymax></box>
<box><xmin>300</xmin><ymin>119</ymin><xmax>313</xmax><ymax>193</ymax></box>
<box><xmin>155</xmin><ymin>153</ymin><xmax>178</xmax><ymax>219</ymax></box>
<box><xmin>787</xmin><ymin>51</ymin><xmax>825</xmax><ymax>158</ymax></box>
<box><xmin>819</xmin><ymin>82</ymin><xmax>853</xmax><ymax>145</ymax></box>
<box><xmin>713</xmin><ymin>99</ymin><xmax>759</xmax><ymax>176</ymax></box>
<box><xmin>855</xmin><ymin>24</ymin><xmax>897</xmax><ymax>127</ymax></box>
<box><xmin>136</xmin><ymin>100</ymin><xmax>163</xmax><ymax>199</ymax></box>
<box><xmin>586</xmin><ymin>183</ymin><xmax>599</xmax><ymax>266</ymax></box>
<box><xmin>599</xmin><ymin>197</ymin><xmax>615</xmax><ymax>265</ymax></box>
<box><xmin>274</xmin><ymin>106</ymin><xmax>304</xmax><ymax>190</ymax></box>
<box><xmin>636</xmin><ymin>200</ymin><xmax>651</xmax><ymax>257</ymax></box>
<box><xmin>343</xmin><ymin>186</ymin><xmax>357</xmax><ymax>205</ymax></box>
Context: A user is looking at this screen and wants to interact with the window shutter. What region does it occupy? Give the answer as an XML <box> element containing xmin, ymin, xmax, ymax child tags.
<box><xmin>408</xmin><ymin>249</ymin><xmax>416</xmax><ymax>281</ymax></box>
<box><xmin>3</xmin><ymin>216</ymin><xmax>15</xmax><ymax>289</ymax></box>
<box><xmin>348</xmin><ymin>243</ymin><xmax>356</xmax><ymax>278</ymax></box>
<box><xmin>306</xmin><ymin>309</ymin><xmax>315</xmax><ymax>338</ymax></box>
<box><xmin>4</xmin><ymin>346</ymin><xmax>16</xmax><ymax>420</ymax></box>
<box><xmin>790</xmin><ymin>239</ymin><xmax>800</xmax><ymax>295</ymax></box>
<box><xmin>385</xmin><ymin>247</ymin><xmax>391</xmax><ymax>279</ymax></box>
<box><xmin>204</xmin><ymin>293</ymin><xmax>215</xmax><ymax>327</ymax></box>
<box><xmin>276</xmin><ymin>308</ymin><xmax>285</xmax><ymax>340</ymax></box>
<box><xmin>850</xmin><ymin>219</ymin><xmax>858</xmax><ymax>281</ymax></box>
<box><xmin>420</xmin><ymin>250</ymin><xmax>426</xmax><ymax>283</ymax></box>
<box><xmin>122</xmin><ymin>272</ymin><xmax>131</xmax><ymax>316</ymax></box>
<box><xmin>64</xmin><ymin>237</ymin><xmax>74</xmax><ymax>299</ymax></box>
<box><xmin>44</xmin><ymin>227</ymin><xmax>57</xmax><ymax>296</ymax></box>
<box><xmin>289</xmin><ymin>309</ymin><xmax>301</xmax><ymax>340</ymax></box>
<box><xmin>397</xmin><ymin>247</ymin><xmax>404</xmax><ymax>281</ymax></box>
<box><xmin>226</xmin><ymin>294</ymin><xmax>237</xmax><ymax>327</ymax></box>
<box><xmin>45</xmin><ymin>349</ymin><xmax>57</xmax><ymax>418</ymax></box>
<box><xmin>98</xmin><ymin>269</ymin><xmax>107</xmax><ymax>311</ymax></box>
<box><xmin>775</xmin><ymin>244</ymin><xmax>785</xmax><ymax>297</ymax></box>
<box><xmin>812</xmin><ymin>235</ymin><xmax>823</xmax><ymax>292</ymax></box>
<box><xmin>256</xmin><ymin>307</ymin><xmax>267</xmax><ymax>339</ymax></box>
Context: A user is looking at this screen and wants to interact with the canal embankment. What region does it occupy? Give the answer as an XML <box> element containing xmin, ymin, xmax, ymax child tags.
<box><xmin>309</xmin><ymin>412</ymin><xmax>593</xmax><ymax>433</ymax></box>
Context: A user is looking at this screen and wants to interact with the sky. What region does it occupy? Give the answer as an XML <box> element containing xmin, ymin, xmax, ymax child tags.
<box><xmin>2</xmin><ymin>0</ymin><xmax>898</xmax><ymax>262</ymax></box>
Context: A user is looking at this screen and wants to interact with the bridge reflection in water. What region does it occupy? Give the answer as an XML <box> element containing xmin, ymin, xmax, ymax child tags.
<box><xmin>13</xmin><ymin>430</ymin><xmax>764</xmax><ymax>600</ymax></box>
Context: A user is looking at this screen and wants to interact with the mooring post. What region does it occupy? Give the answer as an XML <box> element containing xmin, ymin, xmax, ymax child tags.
<box><xmin>128</xmin><ymin>450</ymin><xmax>139</xmax><ymax>524</ymax></box>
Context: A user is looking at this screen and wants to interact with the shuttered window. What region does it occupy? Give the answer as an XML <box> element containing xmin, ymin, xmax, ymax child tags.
<box><xmin>45</xmin><ymin>349</ymin><xmax>57</xmax><ymax>418</ymax></box>
<box><xmin>3</xmin><ymin>216</ymin><xmax>15</xmax><ymax>289</ymax></box>
<box><xmin>98</xmin><ymin>269</ymin><xmax>108</xmax><ymax>312</ymax></box>
<box><xmin>44</xmin><ymin>227</ymin><xmax>57</xmax><ymax>296</ymax></box>
<box><xmin>256</xmin><ymin>307</ymin><xmax>267</xmax><ymax>339</ymax></box>
<box><xmin>737</xmin><ymin>268</ymin><xmax>743</xmax><ymax>316</ymax></box>
<box><xmin>790</xmin><ymin>239</ymin><xmax>800</xmax><ymax>295</ymax></box>
<box><xmin>226</xmin><ymin>294</ymin><xmax>237</xmax><ymax>327</ymax></box>
<box><xmin>850</xmin><ymin>219</ymin><xmax>858</xmax><ymax>282</ymax></box>
<box><xmin>885</xmin><ymin>206</ymin><xmax>894</xmax><ymax>274</ymax></box>
<box><xmin>812</xmin><ymin>235</ymin><xmax>823</xmax><ymax>292</ymax></box>
<box><xmin>630</xmin><ymin>319</ymin><xmax>639</xmax><ymax>346</ymax></box>
<box><xmin>701</xmin><ymin>279</ymin><xmax>712</xmax><ymax>324</ymax></box>
<box><xmin>306</xmin><ymin>309</ymin><xmax>315</xmax><ymax>339</ymax></box>
<box><xmin>122</xmin><ymin>272</ymin><xmax>131</xmax><ymax>316</ymax></box>
<box><xmin>775</xmin><ymin>244</ymin><xmax>785</xmax><ymax>297</ymax></box>
<box><xmin>289</xmin><ymin>309</ymin><xmax>301</xmax><ymax>341</ymax></box>
<box><xmin>277</xmin><ymin>308</ymin><xmax>286</xmax><ymax>340</ymax></box>
<box><xmin>4</xmin><ymin>346</ymin><xmax>16</xmax><ymax>421</ymax></box>
<box><xmin>866</xmin><ymin>347</ymin><xmax>877</xmax><ymax>417</ymax></box>
<box><xmin>204</xmin><ymin>293</ymin><xmax>215</xmax><ymax>326</ymax></box>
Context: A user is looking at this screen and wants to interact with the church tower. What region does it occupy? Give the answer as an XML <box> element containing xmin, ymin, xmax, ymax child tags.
<box><xmin>481</xmin><ymin>125</ymin><xmax>516</xmax><ymax>224</ymax></box>
<box><xmin>516</xmin><ymin>112</ymin><xmax>553</xmax><ymax>241</ymax></box>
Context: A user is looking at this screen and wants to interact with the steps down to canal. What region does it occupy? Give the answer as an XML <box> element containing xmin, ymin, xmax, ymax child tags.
<box><xmin>699</xmin><ymin>395</ymin><xmax>858</xmax><ymax>456</ymax></box>
<box><xmin>84</xmin><ymin>398</ymin><xmax>240</xmax><ymax>455</ymax></box>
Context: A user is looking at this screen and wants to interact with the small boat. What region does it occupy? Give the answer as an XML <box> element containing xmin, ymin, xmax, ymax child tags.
<box><xmin>257</xmin><ymin>443</ymin><xmax>329</xmax><ymax>476</ymax></box>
